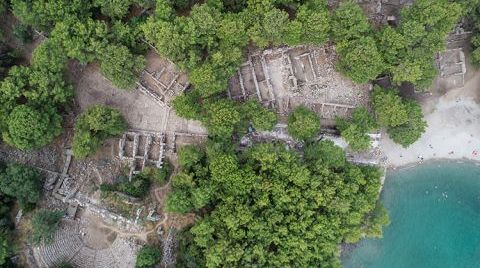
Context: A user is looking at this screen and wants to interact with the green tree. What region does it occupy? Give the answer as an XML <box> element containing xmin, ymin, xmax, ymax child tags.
<box><xmin>93</xmin><ymin>0</ymin><xmax>133</xmax><ymax>19</ymax></box>
<box><xmin>331</xmin><ymin>2</ymin><xmax>371</xmax><ymax>42</ymax></box>
<box><xmin>135</xmin><ymin>245</ymin><xmax>162</xmax><ymax>268</ymax></box>
<box><xmin>336</xmin><ymin>107</ymin><xmax>377</xmax><ymax>151</ymax></box>
<box><xmin>249</xmin><ymin>8</ymin><xmax>289</xmax><ymax>48</ymax></box>
<box><xmin>109</xmin><ymin>21</ymin><xmax>148</xmax><ymax>54</ymax></box>
<box><xmin>178</xmin><ymin>145</ymin><xmax>205</xmax><ymax>172</ymax></box>
<box><xmin>12</xmin><ymin>23</ymin><xmax>33</xmax><ymax>43</ymax></box>
<box><xmin>217</xmin><ymin>14</ymin><xmax>249</xmax><ymax>48</ymax></box>
<box><xmin>364</xmin><ymin>202</ymin><xmax>390</xmax><ymax>238</ymax></box>
<box><xmin>304</xmin><ymin>140</ymin><xmax>346</xmax><ymax>169</ymax></box>
<box><xmin>51</xmin><ymin>18</ymin><xmax>109</xmax><ymax>65</ymax></box>
<box><xmin>189</xmin><ymin>63</ymin><xmax>228</xmax><ymax>97</ymax></box>
<box><xmin>471</xmin><ymin>35</ymin><xmax>480</xmax><ymax>66</ymax></box>
<box><xmin>0</xmin><ymin>163</ymin><xmax>43</xmax><ymax>210</ymax></box>
<box><xmin>371</xmin><ymin>87</ymin><xmax>408</xmax><ymax>127</ymax></box>
<box><xmin>239</xmin><ymin>100</ymin><xmax>277</xmax><ymax>132</ymax></box>
<box><xmin>387</xmin><ymin>100</ymin><xmax>427</xmax><ymax>147</ymax></box>
<box><xmin>176</xmin><ymin>228</ymin><xmax>206</xmax><ymax>268</ymax></box>
<box><xmin>72</xmin><ymin>105</ymin><xmax>127</xmax><ymax>158</ymax></box>
<box><xmin>285</xmin><ymin>0</ymin><xmax>330</xmax><ymax>46</ymax></box>
<box><xmin>142</xmin><ymin>161</ymin><xmax>172</xmax><ymax>186</ymax></box>
<box><xmin>381</xmin><ymin>0</ymin><xmax>462</xmax><ymax>89</ymax></box>
<box><xmin>11</xmin><ymin>0</ymin><xmax>91</xmax><ymax>31</ymax></box>
<box><xmin>371</xmin><ymin>87</ymin><xmax>427</xmax><ymax>147</ymax></box>
<box><xmin>118</xmin><ymin>174</ymin><xmax>151</xmax><ymax>198</ymax></box>
<box><xmin>99</xmin><ymin>45</ymin><xmax>145</xmax><ymax>89</ymax></box>
<box><xmin>376</xmin><ymin>26</ymin><xmax>407</xmax><ymax>68</ymax></box>
<box><xmin>165</xmin><ymin>188</ymin><xmax>195</xmax><ymax>213</ymax></box>
<box><xmin>203</xmin><ymin>100</ymin><xmax>240</xmax><ymax>138</ymax></box>
<box><xmin>287</xmin><ymin>105</ymin><xmax>320</xmax><ymax>140</ymax></box>
<box><xmin>336</xmin><ymin>36</ymin><xmax>385</xmax><ymax>84</ymax></box>
<box><xmin>172</xmin><ymin>91</ymin><xmax>203</xmax><ymax>121</ymax></box>
<box><xmin>30</xmin><ymin>209</ymin><xmax>63</xmax><ymax>245</ymax></box>
<box><xmin>3</xmin><ymin>105</ymin><xmax>62</xmax><ymax>151</ymax></box>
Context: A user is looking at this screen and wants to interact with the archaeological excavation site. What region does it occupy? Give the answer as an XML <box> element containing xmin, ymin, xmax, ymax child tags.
<box><xmin>0</xmin><ymin>0</ymin><xmax>477</xmax><ymax>267</ymax></box>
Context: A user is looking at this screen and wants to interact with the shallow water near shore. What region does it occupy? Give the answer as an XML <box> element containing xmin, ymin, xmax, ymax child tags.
<box><xmin>342</xmin><ymin>161</ymin><xmax>480</xmax><ymax>268</ymax></box>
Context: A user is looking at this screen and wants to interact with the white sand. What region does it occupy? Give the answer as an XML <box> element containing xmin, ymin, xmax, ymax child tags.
<box><xmin>381</xmin><ymin>70</ymin><xmax>480</xmax><ymax>168</ymax></box>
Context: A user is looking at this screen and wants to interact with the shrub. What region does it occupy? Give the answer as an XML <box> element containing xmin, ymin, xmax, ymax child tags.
<box><xmin>30</xmin><ymin>210</ymin><xmax>63</xmax><ymax>245</ymax></box>
<box><xmin>178</xmin><ymin>145</ymin><xmax>204</xmax><ymax>171</ymax></box>
<box><xmin>142</xmin><ymin>161</ymin><xmax>172</xmax><ymax>186</ymax></box>
<box><xmin>72</xmin><ymin>105</ymin><xmax>127</xmax><ymax>158</ymax></box>
<box><xmin>99</xmin><ymin>183</ymin><xmax>117</xmax><ymax>192</ymax></box>
<box><xmin>118</xmin><ymin>174</ymin><xmax>151</xmax><ymax>198</ymax></box>
<box><xmin>135</xmin><ymin>245</ymin><xmax>162</xmax><ymax>268</ymax></box>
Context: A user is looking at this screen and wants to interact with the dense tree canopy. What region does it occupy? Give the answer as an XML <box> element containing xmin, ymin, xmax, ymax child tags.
<box><xmin>93</xmin><ymin>0</ymin><xmax>133</xmax><ymax>19</ymax></box>
<box><xmin>287</xmin><ymin>105</ymin><xmax>320</xmax><ymax>140</ymax></box>
<box><xmin>331</xmin><ymin>2</ymin><xmax>385</xmax><ymax>84</ymax></box>
<box><xmin>144</xmin><ymin>0</ymin><xmax>331</xmax><ymax>98</ymax></box>
<box><xmin>329</xmin><ymin>0</ymin><xmax>462</xmax><ymax>88</ymax></box>
<box><xmin>331</xmin><ymin>2</ymin><xmax>372</xmax><ymax>43</ymax></box>
<box><xmin>72</xmin><ymin>105</ymin><xmax>127</xmax><ymax>158</ymax></box>
<box><xmin>0</xmin><ymin>38</ymin><xmax>72</xmax><ymax>150</ymax></box>
<box><xmin>239</xmin><ymin>100</ymin><xmax>277</xmax><ymax>132</ymax></box>
<box><xmin>172</xmin><ymin>93</ymin><xmax>277</xmax><ymax>139</ymax></box>
<box><xmin>172</xmin><ymin>90</ymin><xmax>204</xmax><ymax>121</ymax></box>
<box><xmin>203</xmin><ymin>100</ymin><xmax>241</xmax><ymax>138</ymax></box>
<box><xmin>11</xmin><ymin>0</ymin><xmax>91</xmax><ymax>31</ymax></box>
<box><xmin>12</xmin><ymin>0</ymin><xmax>146</xmax><ymax>90</ymax></box>
<box><xmin>170</xmin><ymin>141</ymin><xmax>386</xmax><ymax>267</ymax></box>
<box><xmin>385</xmin><ymin>0</ymin><xmax>462</xmax><ymax>89</ymax></box>
<box><xmin>0</xmin><ymin>163</ymin><xmax>43</xmax><ymax>210</ymax></box>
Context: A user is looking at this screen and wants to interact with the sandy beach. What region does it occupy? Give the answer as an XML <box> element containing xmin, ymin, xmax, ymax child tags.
<box><xmin>381</xmin><ymin>69</ymin><xmax>480</xmax><ymax>168</ymax></box>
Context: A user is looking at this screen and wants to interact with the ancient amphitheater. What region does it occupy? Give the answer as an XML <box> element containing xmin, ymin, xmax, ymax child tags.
<box><xmin>34</xmin><ymin>219</ymin><xmax>141</xmax><ymax>268</ymax></box>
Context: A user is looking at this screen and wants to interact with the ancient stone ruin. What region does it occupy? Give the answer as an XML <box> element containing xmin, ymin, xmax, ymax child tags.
<box><xmin>228</xmin><ymin>45</ymin><xmax>372</xmax><ymax>121</ymax></box>
<box><xmin>34</xmin><ymin>219</ymin><xmax>141</xmax><ymax>268</ymax></box>
<box><xmin>118</xmin><ymin>130</ymin><xmax>166</xmax><ymax>179</ymax></box>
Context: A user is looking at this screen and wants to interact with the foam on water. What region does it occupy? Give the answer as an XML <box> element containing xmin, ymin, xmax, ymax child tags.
<box><xmin>342</xmin><ymin>161</ymin><xmax>480</xmax><ymax>268</ymax></box>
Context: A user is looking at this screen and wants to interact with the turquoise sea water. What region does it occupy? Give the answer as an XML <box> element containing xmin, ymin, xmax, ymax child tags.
<box><xmin>343</xmin><ymin>161</ymin><xmax>480</xmax><ymax>268</ymax></box>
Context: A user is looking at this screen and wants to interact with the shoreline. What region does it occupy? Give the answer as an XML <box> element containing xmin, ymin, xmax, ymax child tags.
<box><xmin>379</xmin><ymin>69</ymin><xmax>480</xmax><ymax>169</ymax></box>
<box><xmin>385</xmin><ymin>157</ymin><xmax>480</xmax><ymax>172</ymax></box>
